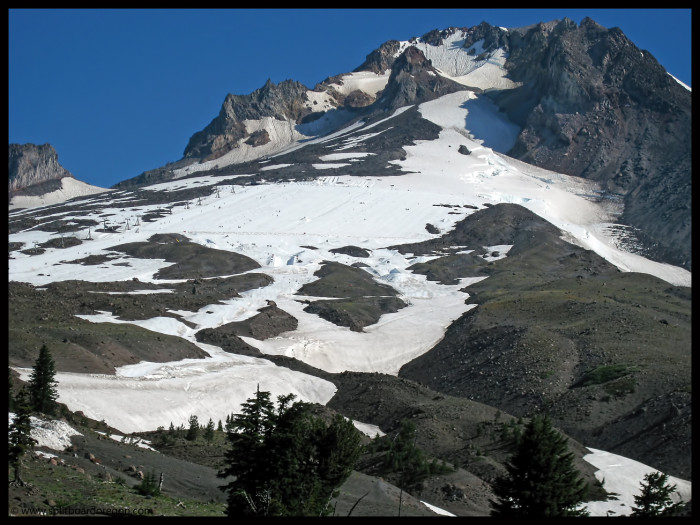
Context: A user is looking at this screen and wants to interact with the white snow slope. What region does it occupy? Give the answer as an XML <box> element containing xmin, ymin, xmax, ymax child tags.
<box><xmin>8</xmin><ymin>176</ymin><xmax>113</xmax><ymax>210</ymax></box>
<box><xmin>8</xmin><ymin>57</ymin><xmax>690</xmax><ymax>516</ymax></box>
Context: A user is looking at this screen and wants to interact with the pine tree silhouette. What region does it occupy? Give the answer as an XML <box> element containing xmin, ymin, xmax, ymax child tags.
<box><xmin>219</xmin><ymin>388</ymin><xmax>362</xmax><ymax>516</ymax></box>
<box><xmin>630</xmin><ymin>471</ymin><xmax>686</xmax><ymax>516</ymax></box>
<box><xmin>9</xmin><ymin>388</ymin><xmax>38</xmax><ymax>486</ymax></box>
<box><xmin>27</xmin><ymin>345</ymin><xmax>59</xmax><ymax>415</ymax></box>
<box><xmin>490</xmin><ymin>414</ymin><xmax>589</xmax><ymax>517</ymax></box>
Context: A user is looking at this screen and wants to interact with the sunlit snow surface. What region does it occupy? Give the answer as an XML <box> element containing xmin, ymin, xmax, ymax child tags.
<box><xmin>9</xmin><ymin>66</ymin><xmax>690</xmax><ymax>516</ymax></box>
<box><xmin>8</xmin><ymin>176</ymin><xmax>114</xmax><ymax>210</ymax></box>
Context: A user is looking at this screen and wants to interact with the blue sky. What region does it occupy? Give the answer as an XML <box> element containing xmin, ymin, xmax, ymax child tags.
<box><xmin>9</xmin><ymin>8</ymin><xmax>692</xmax><ymax>189</ymax></box>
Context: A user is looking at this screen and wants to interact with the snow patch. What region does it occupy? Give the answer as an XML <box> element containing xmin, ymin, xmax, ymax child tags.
<box><xmin>9</xmin><ymin>177</ymin><xmax>113</xmax><ymax>210</ymax></box>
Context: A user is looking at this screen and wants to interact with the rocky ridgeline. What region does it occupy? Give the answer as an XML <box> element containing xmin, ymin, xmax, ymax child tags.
<box><xmin>9</xmin><ymin>18</ymin><xmax>691</xmax><ymax>268</ymax></box>
<box><xmin>487</xmin><ymin>17</ymin><xmax>691</xmax><ymax>270</ymax></box>
<box><xmin>172</xmin><ymin>18</ymin><xmax>691</xmax><ymax>269</ymax></box>
<box><xmin>8</xmin><ymin>143</ymin><xmax>74</xmax><ymax>192</ymax></box>
<box><xmin>182</xmin><ymin>79</ymin><xmax>312</xmax><ymax>162</ymax></box>
<box><xmin>376</xmin><ymin>45</ymin><xmax>469</xmax><ymax>110</ymax></box>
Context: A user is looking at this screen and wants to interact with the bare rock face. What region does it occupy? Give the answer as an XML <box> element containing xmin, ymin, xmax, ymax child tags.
<box><xmin>487</xmin><ymin>17</ymin><xmax>692</xmax><ymax>270</ymax></box>
<box><xmin>353</xmin><ymin>39</ymin><xmax>402</xmax><ymax>74</ymax></box>
<box><xmin>342</xmin><ymin>89</ymin><xmax>375</xmax><ymax>108</ymax></box>
<box><xmin>182</xmin><ymin>79</ymin><xmax>311</xmax><ymax>161</ymax></box>
<box><xmin>376</xmin><ymin>46</ymin><xmax>469</xmax><ymax>110</ymax></box>
<box><xmin>8</xmin><ymin>143</ymin><xmax>74</xmax><ymax>192</ymax></box>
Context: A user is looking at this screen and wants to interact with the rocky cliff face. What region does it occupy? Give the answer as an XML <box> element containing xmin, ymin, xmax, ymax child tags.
<box><xmin>356</xmin><ymin>19</ymin><xmax>691</xmax><ymax>270</ymax></box>
<box><xmin>182</xmin><ymin>44</ymin><xmax>467</xmax><ymax>164</ymax></box>
<box><xmin>8</xmin><ymin>143</ymin><xmax>74</xmax><ymax>192</ymax></box>
<box><xmin>487</xmin><ymin>17</ymin><xmax>691</xmax><ymax>270</ymax></box>
<box><xmin>182</xmin><ymin>79</ymin><xmax>312</xmax><ymax>162</ymax></box>
<box><xmin>375</xmin><ymin>45</ymin><xmax>469</xmax><ymax>110</ymax></box>
<box><xmin>353</xmin><ymin>39</ymin><xmax>402</xmax><ymax>74</ymax></box>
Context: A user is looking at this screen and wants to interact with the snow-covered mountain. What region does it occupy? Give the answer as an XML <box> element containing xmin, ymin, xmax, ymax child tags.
<box><xmin>8</xmin><ymin>18</ymin><xmax>691</xmax><ymax>516</ymax></box>
<box><xmin>123</xmin><ymin>17</ymin><xmax>691</xmax><ymax>272</ymax></box>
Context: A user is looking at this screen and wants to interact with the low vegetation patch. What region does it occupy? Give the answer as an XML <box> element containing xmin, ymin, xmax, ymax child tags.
<box><xmin>571</xmin><ymin>364</ymin><xmax>637</xmax><ymax>388</ymax></box>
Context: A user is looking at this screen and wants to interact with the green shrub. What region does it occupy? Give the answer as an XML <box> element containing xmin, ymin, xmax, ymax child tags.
<box><xmin>603</xmin><ymin>376</ymin><xmax>637</xmax><ymax>398</ymax></box>
<box><xmin>135</xmin><ymin>471</ymin><xmax>160</xmax><ymax>497</ymax></box>
<box><xmin>572</xmin><ymin>364</ymin><xmax>636</xmax><ymax>388</ymax></box>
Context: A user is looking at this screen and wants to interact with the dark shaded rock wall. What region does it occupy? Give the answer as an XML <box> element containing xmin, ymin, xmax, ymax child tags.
<box><xmin>9</xmin><ymin>143</ymin><xmax>74</xmax><ymax>192</ymax></box>
<box><xmin>183</xmin><ymin>79</ymin><xmax>311</xmax><ymax>161</ymax></box>
<box><xmin>489</xmin><ymin>17</ymin><xmax>691</xmax><ymax>269</ymax></box>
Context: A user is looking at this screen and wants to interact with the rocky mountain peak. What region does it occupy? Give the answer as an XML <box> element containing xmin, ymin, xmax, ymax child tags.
<box><xmin>376</xmin><ymin>46</ymin><xmax>469</xmax><ymax>110</ymax></box>
<box><xmin>353</xmin><ymin>40</ymin><xmax>401</xmax><ymax>75</ymax></box>
<box><xmin>130</xmin><ymin>18</ymin><xmax>690</xmax><ymax>270</ymax></box>
<box><xmin>219</xmin><ymin>78</ymin><xmax>310</xmax><ymax>126</ymax></box>
<box><xmin>390</xmin><ymin>44</ymin><xmax>436</xmax><ymax>73</ymax></box>
<box><xmin>415</xmin><ymin>26</ymin><xmax>466</xmax><ymax>46</ymax></box>
<box><xmin>183</xmin><ymin>78</ymin><xmax>311</xmax><ymax>162</ymax></box>
<box><xmin>485</xmin><ymin>18</ymin><xmax>691</xmax><ymax>269</ymax></box>
<box><xmin>8</xmin><ymin>143</ymin><xmax>73</xmax><ymax>192</ymax></box>
<box><xmin>459</xmin><ymin>21</ymin><xmax>510</xmax><ymax>55</ymax></box>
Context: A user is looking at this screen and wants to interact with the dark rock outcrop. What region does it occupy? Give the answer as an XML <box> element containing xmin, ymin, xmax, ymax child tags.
<box><xmin>183</xmin><ymin>79</ymin><xmax>311</xmax><ymax>162</ymax></box>
<box><xmin>342</xmin><ymin>89</ymin><xmax>375</xmax><ymax>108</ymax></box>
<box><xmin>9</xmin><ymin>143</ymin><xmax>74</xmax><ymax>193</ymax></box>
<box><xmin>487</xmin><ymin>17</ymin><xmax>691</xmax><ymax>270</ymax></box>
<box><xmin>354</xmin><ymin>40</ymin><xmax>402</xmax><ymax>75</ymax></box>
<box><xmin>244</xmin><ymin>129</ymin><xmax>271</xmax><ymax>147</ymax></box>
<box><xmin>376</xmin><ymin>46</ymin><xmax>470</xmax><ymax>110</ymax></box>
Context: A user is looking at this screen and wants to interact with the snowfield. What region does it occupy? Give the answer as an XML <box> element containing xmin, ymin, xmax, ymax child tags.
<box><xmin>9</xmin><ymin>58</ymin><xmax>690</xmax><ymax>516</ymax></box>
<box><xmin>8</xmin><ymin>176</ymin><xmax>114</xmax><ymax>211</ymax></box>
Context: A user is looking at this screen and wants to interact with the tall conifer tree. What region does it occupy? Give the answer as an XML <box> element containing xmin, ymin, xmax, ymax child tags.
<box><xmin>186</xmin><ymin>414</ymin><xmax>200</xmax><ymax>441</ymax></box>
<box><xmin>204</xmin><ymin>418</ymin><xmax>215</xmax><ymax>441</ymax></box>
<box><xmin>9</xmin><ymin>388</ymin><xmax>38</xmax><ymax>486</ymax></box>
<box><xmin>219</xmin><ymin>388</ymin><xmax>362</xmax><ymax>516</ymax></box>
<box><xmin>490</xmin><ymin>414</ymin><xmax>589</xmax><ymax>517</ymax></box>
<box><xmin>630</xmin><ymin>471</ymin><xmax>686</xmax><ymax>516</ymax></box>
<box><xmin>27</xmin><ymin>344</ymin><xmax>59</xmax><ymax>415</ymax></box>
<box><xmin>219</xmin><ymin>386</ymin><xmax>276</xmax><ymax>515</ymax></box>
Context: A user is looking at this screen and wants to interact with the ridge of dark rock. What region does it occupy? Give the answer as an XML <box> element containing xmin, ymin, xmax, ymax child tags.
<box><xmin>375</xmin><ymin>46</ymin><xmax>470</xmax><ymax>110</ymax></box>
<box><xmin>486</xmin><ymin>17</ymin><xmax>691</xmax><ymax>270</ymax></box>
<box><xmin>182</xmin><ymin>79</ymin><xmax>311</xmax><ymax>162</ymax></box>
<box><xmin>8</xmin><ymin>143</ymin><xmax>74</xmax><ymax>197</ymax></box>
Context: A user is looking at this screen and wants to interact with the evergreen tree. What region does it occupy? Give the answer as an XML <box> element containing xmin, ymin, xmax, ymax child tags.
<box><xmin>378</xmin><ymin>419</ymin><xmax>448</xmax><ymax>487</ymax></box>
<box><xmin>217</xmin><ymin>419</ymin><xmax>223</xmax><ymax>432</ymax></box>
<box><xmin>630</xmin><ymin>471</ymin><xmax>686</xmax><ymax>517</ymax></box>
<box><xmin>490</xmin><ymin>414</ymin><xmax>589</xmax><ymax>517</ymax></box>
<box><xmin>314</xmin><ymin>413</ymin><xmax>364</xmax><ymax>510</ymax></box>
<box><xmin>219</xmin><ymin>386</ymin><xmax>276</xmax><ymax>515</ymax></box>
<box><xmin>186</xmin><ymin>415</ymin><xmax>199</xmax><ymax>441</ymax></box>
<box><xmin>27</xmin><ymin>344</ymin><xmax>59</xmax><ymax>415</ymax></box>
<box><xmin>9</xmin><ymin>388</ymin><xmax>38</xmax><ymax>486</ymax></box>
<box><xmin>218</xmin><ymin>388</ymin><xmax>362</xmax><ymax>517</ymax></box>
<box><xmin>9</xmin><ymin>368</ymin><xmax>15</xmax><ymax>412</ymax></box>
<box><xmin>204</xmin><ymin>418</ymin><xmax>215</xmax><ymax>441</ymax></box>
